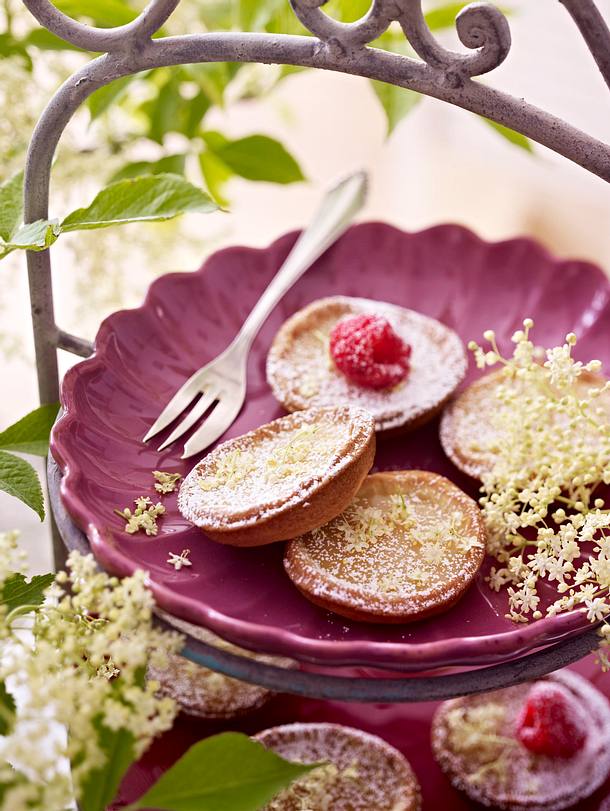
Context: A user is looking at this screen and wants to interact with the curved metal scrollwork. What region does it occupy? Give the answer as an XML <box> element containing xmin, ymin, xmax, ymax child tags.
<box><xmin>288</xmin><ymin>0</ymin><xmax>511</xmax><ymax>78</ymax></box>
<box><xmin>18</xmin><ymin>0</ymin><xmax>610</xmax><ymax>411</ymax></box>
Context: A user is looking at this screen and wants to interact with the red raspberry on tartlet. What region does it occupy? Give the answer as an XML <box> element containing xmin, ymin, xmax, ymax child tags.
<box><xmin>516</xmin><ymin>682</ymin><xmax>587</xmax><ymax>758</ymax></box>
<box><xmin>329</xmin><ymin>313</ymin><xmax>412</xmax><ymax>389</ymax></box>
<box><xmin>431</xmin><ymin>671</ymin><xmax>610</xmax><ymax>811</ymax></box>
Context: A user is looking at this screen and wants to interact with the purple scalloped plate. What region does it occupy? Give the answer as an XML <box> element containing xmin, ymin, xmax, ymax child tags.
<box><xmin>51</xmin><ymin>222</ymin><xmax>610</xmax><ymax>672</ymax></box>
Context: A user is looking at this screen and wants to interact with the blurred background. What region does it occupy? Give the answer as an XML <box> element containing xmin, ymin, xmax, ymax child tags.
<box><xmin>2</xmin><ymin>0</ymin><xmax>610</xmax><ymax>573</ymax></box>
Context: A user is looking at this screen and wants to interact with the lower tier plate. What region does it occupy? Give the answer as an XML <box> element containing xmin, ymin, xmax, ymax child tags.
<box><xmin>111</xmin><ymin>655</ymin><xmax>610</xmax><ymax>811</ymax></box>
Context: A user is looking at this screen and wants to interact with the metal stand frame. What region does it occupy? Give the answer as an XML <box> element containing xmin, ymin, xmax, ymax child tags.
<box><xmin>22</xmin><ymin>0</ymin><xmax>610</xmax><ymax>699</ymax></box>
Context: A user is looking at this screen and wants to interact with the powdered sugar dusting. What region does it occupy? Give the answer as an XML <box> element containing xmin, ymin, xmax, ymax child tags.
<box><xmin>178</xmin><ymin>406</ymin><xmax>374</xmax><ymax>530</ymax></box>
<box><xmin>149</xmin><ymin>651</ymin><xmax>272</xmax><ymax>719</ymax></box>
<box><xmin>440</xmin><ymin>370</ymin><xmax>505</xmax><ymax>479</ymax></box>
<box><xmin>266</xmin><ymin>297</ymin><xmax>466</xmax><ymax>432</ymax></box>
<box><xmin>285</xmin><ymin>471</ymin><xmax>485</xmax><ymax>621</ymax></box>
<box><xmin>256</xmin><ymin>722</ymin><xmax>421</xmax><ymax>810</ymax></box>
<box><xmin>148</xmin><ymin>614</ymin><xmax>295</xmax><ymax>718</ymax></box>
<box><xmin>431</xmin><ymin>669</ymin><xmax>610</xmax><ymax>811</ymax></box>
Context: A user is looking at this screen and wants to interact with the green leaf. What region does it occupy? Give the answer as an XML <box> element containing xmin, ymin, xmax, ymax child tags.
<box><xmin>0</xmin><ymin>403</ymin><xmax>60</xmax><ymax>456</ymax></box>
<box><xmin>0</xmin><ymin>171</ymin><xmax>23</xmax><ymax>243</ymax></box>
<box><xmin>1</xmin><ymin>572</ymin><xmax>55</xmax><ymax>613</ymax></box>
<box><xmin>198</xmin><ymin>150</ymin><xmax>232</xmax><ymax>207</ymax></box>
<box><xmin>88</xmin><ymin>75</ymin><xmax>135</xmax><ymax>122</ymax></box>
<box><xmin>424</xmin><ymin>2</ymin><xmax>511</xmax><ymax>29</ymax></box>
<box><xmin>130</xmin><ymin>732</ymin><xmax>316</xmax><ymax>811</ymax></box>
<box><xmin>53</xmin><ymin>0</ymin><xmax>138</xmax><ymax>28</ymax></box>
<box><xmin>138</xmin><ymin>70</ymin><xmax>212</xmax><ymax>144</ymax></box>
<box><xmin>110</xmin><ymin>154</ymin><xmax>187</xmax><ymax>183</ymax></box>
<box><xmin>61</xmin><ymin>174</ymin><xmax>218</xmax><ymax>231</ymax></box>
<box><xmin>237</xmin><ymin>0</ymin><xmax>286</xmax><ymax>31</ymax></box>
<box><xmin>184</xmin><ymin>63</ymin><xmax>237</xmax><ymax>109</ymax></box>
<box><xmin>0</xmin><ymin>682</ymin><xmax>16</xmax><ymax>736</ymax></box>
<box><xmin>482</xmin><ymin>118</ymin><xmax>533</xmax><ymax>152</ymax></box>
<box><xmin>143</xmin><ymin>73</ymin><xmax>183</xmax><ymax>144</ymax></box>
<box><xmin>78</xmin><ymin>719</ymin><xmax>136</xmax><ymax>811</ymax></box>
<box><xmin>372</xmin><ymin>82</ymin><xmax>422</xmax><ymax>134</ymax></box>
<box><xmin>0</xmin><ymin>451</ymin><xmax>45</xmax><ymax>521</ymax></box>
<box><xmin>1</xmin><ymin>219</ymin><xmax>62</xmax><ymax>256</ymax></box>
<box><xmin>323</xmin><ymin>0</ymin><xmax>372</xmax><ymax>22</ymax></box>
<box><xmin>23</xmin><ymin>29</ymin><xmax>86</xmax><ymax>51</ymax></box>
<box><xmin>0</xmin><ymin>34</ymin><xmax>33</xmax><ymax>69</ymax></box>
<box><xmin>203</xmin><ymin>133</ymin><xmax>305</xmax><ymax>184</ymax></box>
<box><xmin>424</xmin><ymin>2</ymin><xmax>470</xmax><ymax>30</ymax></box>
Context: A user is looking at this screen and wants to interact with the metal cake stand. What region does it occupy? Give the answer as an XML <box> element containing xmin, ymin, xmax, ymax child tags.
<box><xmin>22</xmin><ymin>0</ymin><xmax>610</xmax><ymax>701</ymax></box>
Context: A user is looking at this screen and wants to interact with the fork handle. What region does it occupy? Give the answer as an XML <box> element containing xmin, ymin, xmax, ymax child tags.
<box><xmin>234</xmin><ymin>171</ymin><xmax>368</xmax><ymax>351</ymax></box>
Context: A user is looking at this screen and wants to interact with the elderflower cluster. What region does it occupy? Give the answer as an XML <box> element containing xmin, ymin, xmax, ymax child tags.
<box><xmin>153</xmin><ymin>470</ymin><xmax>182</xmax><ymax>494</ymax></box>
<box><xmin>115</xmin><ymin>496</ymin><xmax>166</xmax><ymax>535</ymax></box>
<box><xmin>445</xmin><ymin>702</ymin><xmax>516</xmax><ymax>787</ymax></box>
<box><xmin>471</xmin><ymin>320</ymin><xmax>610</xmax><ymax>637</ymax></box>
<box><xmin>0</xmin><ymin>542</ymin><xmax>183</xmax><ymax>810</ymax></box>
<box><xmin>198</xmin><ymin>448</ymin><xmax>256</xmax><ymax>491</ymax></box>
<box><xmin>265</xmin><ymin>761</ymin><xmax>360</xmax><ymax>811</ymax></box>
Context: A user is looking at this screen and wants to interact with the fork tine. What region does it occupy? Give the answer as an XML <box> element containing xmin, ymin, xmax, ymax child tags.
<box><xmin>143</xmin><ymin>372</ymin><xmax>206</xmax><ymax>442</ymax></box>
<box><xmin>182</xmin><ymin>398</ymin><xmax>244</xmax><ymax>459</ymax></box>
<box><xmin>157</xmin><ymin>388</ymin><xmax>218</xmax><ymax>451</ymax></box>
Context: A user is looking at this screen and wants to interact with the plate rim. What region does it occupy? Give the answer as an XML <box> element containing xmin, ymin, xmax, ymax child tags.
<box><xmin>51</xmin><ymin>221</ymin><xmax>607</xmax><ymax>670</ymax></box>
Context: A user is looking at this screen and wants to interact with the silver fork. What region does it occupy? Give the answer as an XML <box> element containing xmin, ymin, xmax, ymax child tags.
<box><xmin>143</xmin><ymin>171</ymin><xmax>368</xmax><ymax>458</ymax></box>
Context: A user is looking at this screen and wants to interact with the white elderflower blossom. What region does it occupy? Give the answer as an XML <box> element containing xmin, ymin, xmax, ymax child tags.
<box><xmin>0</xmin><ymin>537</ymin><xmax>183</xmax><ymax>810</ymax></box>
<box><xmin>472</xmin><ymin>320</ymin><xmax>610</xmax><ymax>641</ymax></box>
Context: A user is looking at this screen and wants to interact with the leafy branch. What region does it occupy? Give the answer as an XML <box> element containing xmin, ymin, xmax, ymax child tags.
<box><xmin>0</xmin><ymin>403</ymin><xmax>59</xmax><ymax>519</ymax></box>
<box><xmin>0</xmin><ymin>1</ymin><xmax>530</xmax><ymax>215</ymax></box>
<box><xmin>0</xmin><ymin>541</ymin><xmax>316</xmax><ymax>811</ymax></box>
<box><xmin>122</xmin><ymin>733</ymin><xmax>316</xmax><ymax>811</ymax></box>
<box><xmin>0</xmin><ymin>172</ymin><xmax>218</xmax><ymax>261</ymax></box>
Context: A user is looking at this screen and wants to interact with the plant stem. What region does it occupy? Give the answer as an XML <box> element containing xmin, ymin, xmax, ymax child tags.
<box><xmin>5</xmin><ymin>603</ymin><xmax>40</xmax><ymax>625</ymax></box>
<box><xmin>3</xmin><ymin>0</ymin><xmax>12</xmax><ymax>36</ymax></box>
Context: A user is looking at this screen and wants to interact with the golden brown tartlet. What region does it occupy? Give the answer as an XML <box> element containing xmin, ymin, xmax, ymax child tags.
<box><xmin>178</xmin><ymin>405</ymin><xmax>375</xmax><ymax>546</ymax></box>
<box><xmin>255</xmin><ymin>722</ymin><xmax>421</xmax><ymax>810</ymax></box>
<box><xmin>284</xmin><ymin>470</ymin><xmax>486</xmax><ymax>623</ymax></box>
<box><xmin>440</xmin><ymin>369</ymin><xmax>610</xmax><ymax>480</ymax></box>
<box><xmin>266</xmin><ymin>296</ymin><xmax>466</xmax><ymax>434</ymax></box>
<box><xmin>150</xmin><ymin>613</ymin><xmax>295</xmax><ymax>719</ymax></box>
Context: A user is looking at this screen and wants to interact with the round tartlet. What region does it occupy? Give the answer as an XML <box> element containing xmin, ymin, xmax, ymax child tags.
<box><xmin>440</xmin><ymin>368</ymin><xmax>610</xmax><ymax>480</ymax></box>
<box><xmin>431</xmin><ymin>670</ymin><xmax>610</xmax><ymax>811</ymax></box>
<box><xmin>150</xmin><ymin>651</ymin><xmax>273</xmax><ymax>719</ymax></box>
<box><xmin>284</xmin><ymin>470</ymin><xmax>486</xmax><ymax>623</ymax></box>
<box><xmin>148</xmin><ymin>621</ymin><xmax>294</xmax><ymax>719</ymax></box>
<box><xmin>255</xmin><ymin>723</ymin><xmax>421</xmax><ymax>810</ymax></box>
<box><xmin>178</xmin><ymin>405</ymin><xmax>375</xmax><ymax>546</ymax></box>
<box><xmin>266</xmin><ymin>296</ymin><xmax>466</xmax><ymax>434</ymax></box>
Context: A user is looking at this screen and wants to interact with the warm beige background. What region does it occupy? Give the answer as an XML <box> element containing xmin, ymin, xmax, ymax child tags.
<box><xmin>3</xmin><ymin>0</ymin><xmax>610</xmax><ymax>572</ymax></box>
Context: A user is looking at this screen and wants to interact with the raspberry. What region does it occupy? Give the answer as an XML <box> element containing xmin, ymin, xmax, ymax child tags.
<box><xmin>516</xmin><ymin>683</ymin><xmax>587</xmax><ymax>758</ymax></box>
<box><xmin>329</xmin><ymin>314</ymin><xmax>412</xmax><ymax>390</ymax></box>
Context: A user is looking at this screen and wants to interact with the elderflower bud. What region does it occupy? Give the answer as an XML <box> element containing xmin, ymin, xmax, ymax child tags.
<box><xmin>483</xmin><ymin>329</ymin><xmax>495</xmax><ymax>342</ymax></box>
<box><xmin>523</xmin><ymin>318</ymin><xmax>534</xmax><ymax>329</ymax></box>
<box><xmin>566</xmin><ymin>332</ymin><xmax>577</xmax><ymax>346</ymax></box>
<box><xmin>595</xmin><ymin>499</ymin><xmax>605</xmax><ymax>509</ymax></box>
